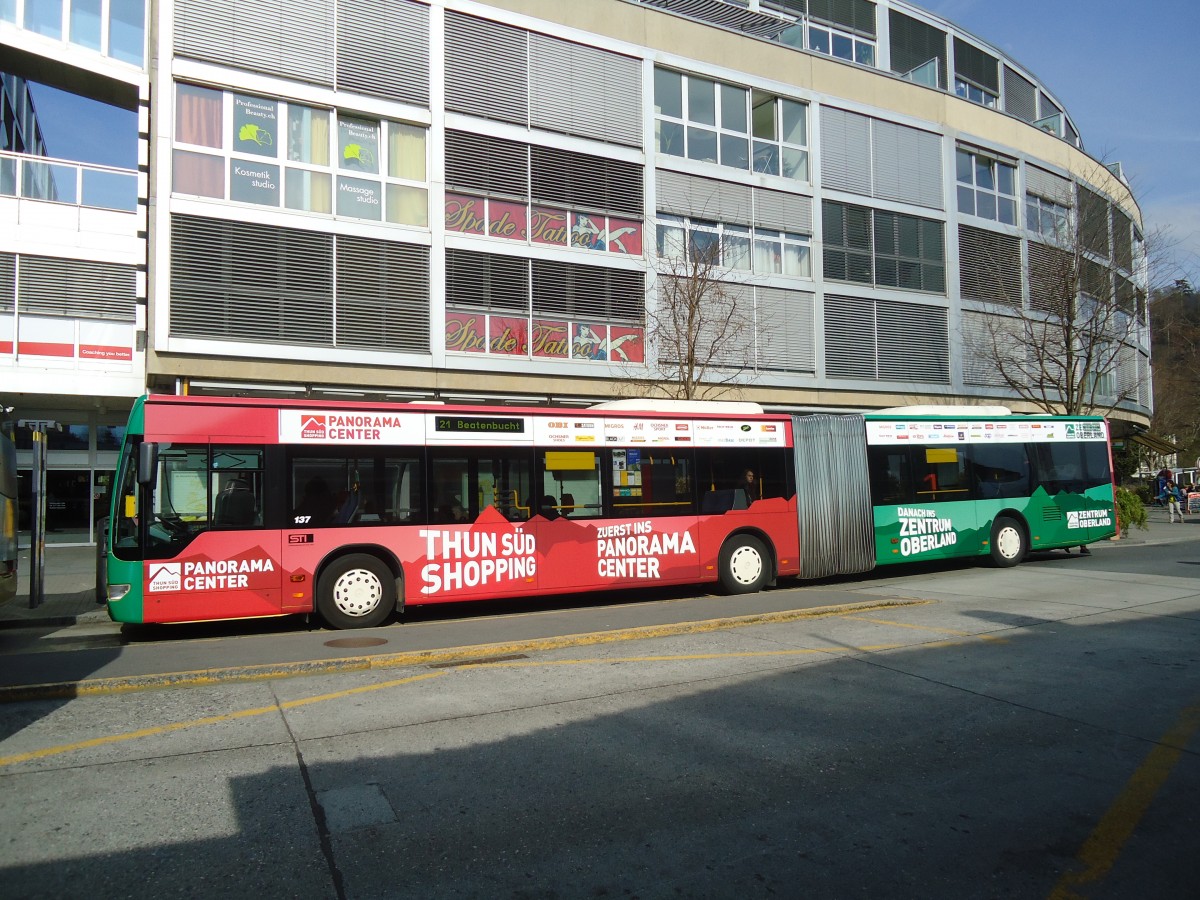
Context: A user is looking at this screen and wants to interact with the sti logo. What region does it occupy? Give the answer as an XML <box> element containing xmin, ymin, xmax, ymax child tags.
<box><xmin>301</xmin><ymin>415</ymin><xmax>326</xmax><ymax>439</ymax></box>
<box><xmin>148</xmin><ymin>562</ymin><xmax>182</xmax><ymax>593</ymax></box>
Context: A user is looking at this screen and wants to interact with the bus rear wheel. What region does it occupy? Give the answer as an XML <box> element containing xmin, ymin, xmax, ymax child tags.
<box><xmin>718</xmin><ymin>535</ymin><xmax>771</xmax><ymax>594</ymax></box>
<box><xmin>317</xmin><ymin>554</ymin><xmax>395</xmax><ymax>629</ymax></box>
<box><xmin>989</xmin><ymin>517</ymin><xmax>1026</xmax><ymax>567</ymax></box>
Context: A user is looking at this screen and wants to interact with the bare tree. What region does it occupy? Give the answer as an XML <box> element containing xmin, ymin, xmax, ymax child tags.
<box><xmin>627</xmin><ymin>234</ymin><xmax>758</xmax><ymax>401</ymax></box>
<box><xmin>967</xmin><ymin>163</ymin><xmax>1157</xmax><ymax>416</ymax></box>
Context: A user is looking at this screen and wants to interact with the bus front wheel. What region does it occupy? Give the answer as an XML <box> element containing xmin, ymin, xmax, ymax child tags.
<box><xmin>718</xmin><ymin>535</ymin><xmax>771</xmax><ymax>594</ymax></box>
<box><xmin>989</xmin><ymin>517</ymin><xmax>1026</xmax><ymax>567</ymax></box>
<box><xmin>317</xmin><ymin>554</ymin><xmax>395</xmax><ymax>629</ymax></box>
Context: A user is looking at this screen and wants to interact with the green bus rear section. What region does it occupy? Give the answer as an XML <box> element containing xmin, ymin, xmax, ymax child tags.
<box><xmin>873</xmin><ymin>485</ymin><xmax>1117</xmax><ymax>566</ymax></box>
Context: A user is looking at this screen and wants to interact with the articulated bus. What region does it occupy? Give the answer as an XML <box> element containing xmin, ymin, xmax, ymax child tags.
<box><xmin>102</xmin><ymin>395</ymin><xmax>1116</xmax><ymax>629</ymax></box>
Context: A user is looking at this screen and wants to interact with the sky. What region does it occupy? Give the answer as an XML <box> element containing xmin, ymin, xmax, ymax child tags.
<box><xmin>25</xmin><ymin>0</ymin><xmax>1200</xmax><ymax>283</ymax></box>
<box><xmin>926</xmin><ymin>0</ymin><xmax>1200</xmax><ymax>285</ymax></box>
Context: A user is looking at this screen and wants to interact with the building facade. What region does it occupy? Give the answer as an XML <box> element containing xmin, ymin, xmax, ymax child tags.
<box><xmin>1</xmin><ymin>0</ymin><xmax>1151</xmax><ymax>544</ymax></box>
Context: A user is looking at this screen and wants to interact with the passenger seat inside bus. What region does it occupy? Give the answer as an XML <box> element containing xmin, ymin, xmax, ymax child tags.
<box><xmin>214</xmin><ymin>479</ymin><xmax>257</xmax><ymax>527</ymax></box>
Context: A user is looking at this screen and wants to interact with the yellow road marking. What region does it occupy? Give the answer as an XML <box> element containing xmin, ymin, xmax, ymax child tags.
<box><xmin>1048</xmin><ymin>699</ymin><xmax>1200</xmax><ymax>899</ymax></box>
<box><xmin>847</xmin><ymin>615</ymin><xmax>1010</xmax><ymax>644</ymax></box>
<box><xmin>0</xmin><ymin>672</ymin><xmax>445</xmax><ymax>768</ymax></box>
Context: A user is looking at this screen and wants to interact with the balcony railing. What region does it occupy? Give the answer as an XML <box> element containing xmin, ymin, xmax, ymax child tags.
<box><xmin>0</xmin><ymin>149</ymin><xmax>138</xmax><ymax>213</ymax></box>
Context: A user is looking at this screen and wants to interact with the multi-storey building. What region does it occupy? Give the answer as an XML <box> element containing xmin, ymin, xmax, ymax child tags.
<box><xmin>0</xmin><ymin>0</ymin><xmax>1151</xmax><ymax>544</ymax></box>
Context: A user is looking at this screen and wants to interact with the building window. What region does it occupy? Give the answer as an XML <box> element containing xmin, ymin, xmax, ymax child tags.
<box><xmin>1026</xmin><ymin>194</ymin><xmax>1070</xmax><ymax>243</ymax></box>
<box><xmin>655</xmin><ymin>68</ymin><xmax>809</xmax><ymax>183</ymax></box>
<box><xmin>808</xmin><ymin>23</ymin><xmax>876</xmax><ymax>66</ymax></box>
<box><xmin>823</xmin><ymin>200</ymin><xmax>945</xmax><ymax>294</ymax></box>
<box><xmin>954</xmin><ymin>79</ymin><xmax>997</xmax><ymax>108</ymax></box>
<box><xmin>956</xmin><ymin>148</ymin><xmax>1016</xmax><ymax>225</ymax></box>
<box><xmin>171</xmin><ymin>83</ymin><xmax>428</xmax><ymax>227</ymax></box>
<box><xmin>656</xmin><ymin>214</ymin><xmax>811</xmax><ymax>278</ymax></box>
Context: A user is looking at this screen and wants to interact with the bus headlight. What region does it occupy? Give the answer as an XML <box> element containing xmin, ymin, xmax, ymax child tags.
<box><xmin>107</xmin><ymin>584</ymin><xmax>131</xmax><ymax>602</ymax></box>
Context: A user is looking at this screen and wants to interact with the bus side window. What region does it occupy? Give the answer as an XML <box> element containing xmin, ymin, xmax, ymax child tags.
<box><xmin>969</xmin><ymin>443</ymin><xmax>1030</xmax><ymax>500</ymax></box>
<box><xmin>867</xmin><ymin>446</ymin><xmax>912</xmax><ymax>505</ymax></box>
<box><xmin>540</xmin><ymin>451</ymin><xmax>601</xmax><ymax>518</ymax></box>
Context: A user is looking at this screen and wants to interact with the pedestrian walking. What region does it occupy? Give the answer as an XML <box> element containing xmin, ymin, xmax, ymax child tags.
<box><xmin>1159</xmin><ymin>479</ymin><xmax>1185</xmax><ymax>524</ymax></box>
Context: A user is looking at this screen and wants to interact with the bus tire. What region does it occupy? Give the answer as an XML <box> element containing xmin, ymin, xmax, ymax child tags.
<box><xmin>718</xmin><ymin>534</ymin><xmax>771</xmax><ymax>594</ymax></box>
<box><xmin>989</xmin><ymin>517</ymin><xmax>1026</xmax><ymax>567</ymax></box>
<box><xmin>317</xmin><ymin>553</ymin><xmax>395</xmax><ymax>629</ymax></box>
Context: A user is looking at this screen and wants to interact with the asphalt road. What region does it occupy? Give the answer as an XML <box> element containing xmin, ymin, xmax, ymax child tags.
<box><xmin>1</xmin><ymin>534</ymin><xmax>1198</xmax><ymax>898</ymax></box>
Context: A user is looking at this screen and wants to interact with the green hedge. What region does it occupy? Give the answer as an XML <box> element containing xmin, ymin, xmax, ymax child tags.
<box><xmin>1115</xmin><ymin>486</ymin><xmax>1148</xmax><ymax>532</ymax></box>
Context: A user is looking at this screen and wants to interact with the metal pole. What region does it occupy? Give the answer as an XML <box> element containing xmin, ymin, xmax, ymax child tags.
<box><xmin>28</xmin><ymin>430</ymin><xmax>46</xmax><ymax>609</ymax></box>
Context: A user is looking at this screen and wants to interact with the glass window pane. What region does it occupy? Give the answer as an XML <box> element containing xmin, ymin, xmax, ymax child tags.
<box><xmin>109</xmin><ymin>0</ymin><xmax>145</xmax><ymax>66</ymax></box>
<box><xmin>81</xmin><ymin>168</ymin><xmax>137</xmax><ymax>210</ymax></box>
<box><xmin>690</xmin><ymin>228</ymin><xmax>719</xmax><ymax>264</ymax></box>
<box><xmin>388</xmin><ymin>121</ymin><xmax>426</xmax><ymax>181</ymax></box>
<box><xmin>753</xmin><ymin>141</ymin><xmax>779</xmax><ymax>176</ymax></box>
<box><xmin>656</xmin><ymin>222</ymin><xmax>685</xmax><ymax>259</ymax></box>
<box><xmin>336</xmin><ymin>176</ymin><xmax>382</xmax><ymax>220</ymax></box>
<box><xmin>1026</xmin><ymin>198</ymin><xmax>1039</xmax><ymax>231</ymax></box>
<box><xmin>832</xmin><ymin>33</ymin><xmax>853</xmax><ymax>60</ymax></box>
<box><xmin>784</xmin><ymin>243</ymin><xmax>810</xmax><ymax>277</ymax></box>
<box><xmin>781</xmin><ymin>100</ymin><xmax>806</xmax><ymax>145</ymax></box>
<box><xmin>688</xmin><ymin>77</ymin><xmax>716</xmax><ymax>126</ymax></box>
<box><xmin>855</xmin><ymin>42</ymin><xmax>875</xmax><ymax>66</ymax></box>
<box><xmin>719</xmin><ymin>133</ymin><xmax>749</xmax><ymax>170</ymax></box>
<box><xmin>724</xmin><ymin>232</ymin><xmax>751</xmax><ymax>270</ymax></box>
<box><xmin>288</xmin><ymin>104</ymin><xmax>330</xmax><ymax>165</ymax></box>
<box><xmin>720</xmin><ymin>84</ymin><xmax>748</xmax><ymax>133</ymax></box>
<box><xmin>998</xmin><ymin>197</ymin><xmax>1016</xmax><ymax>226</ymax></box>
<box><xmin>782</xmin><ymin>146</ymin><xmax>808</xmax><ymax>181</ymax></box>
<box><xmin>656</xmin><ymin>119</ymin><xmax>684</xmax><ymax>157</ymax></box>
<box><xmin>997</xmin><ymin>163</ymin><xmax>1015</xmax><ymax>195</ymax></box>
<box><xmin>23</xmin><ymin>161</ymin><xmax>77</xmax><ymax>203</ymax></box>
<box><xmin>338</xmin><ymin>117</ymin><xmax>379</xmax><ymax>174</ymax></box>
<box><xmin>24</xmin><ymin>0</ymin><xmax>62</xmax><ymax>38</ymax></box>
<box><xmin>176</xmin><ymin>84</ymin><xmax>223</xmax><ymax>148</ymax></box>
<box><xmin>285</xmin><ymin>168</ymin><xmax>331</xmax><ymax>213</ymax></box>
<box><xmin>898</xmin><ymin>217</ymin><xmax>920</xmax><ymax>256</ymax></box>
<box><xmin>808</xmin><ymin>26</ymin><xmax>829</xmax><ymax>54</ymax></box>
<box><xmin>686</xmin><ymin>126</ymin><xmax>718</xmax><ymax>163</ymax></box>
<box><xmin>977</xmin><ymin>191</ymin><xmax>996</xmax><ymax>220</ymax></box>
<box><xmin>173</xmin><ymin>150</ymin><xmax>224</xmax><ymax>198</ymax></box>
<box><xmin>751</xmin><ymin>92</ymin><xmax>776</xmax><ymax>140</ymax></box>
<box><xmin>0</xmin><ymin>157</ymin><xmax>15</xmax><ymax>196</ymax></box>
<box><xmin>70</xmin><ymin>0</ymin><xmax>102</xmax><ymax>50</ymax></box>
<box><xmin>978</xmin><ymin>158</ymin><xmax>997</xmax><ymax>193</ymax></box>
<box><xmin>654</xmin><ymin>68</ymin><xmax>683</xmax><ymax>118</ymax></box>
<box><xmin>957</xmin><ymin>185</ymin><xmax>974</xmax><ymax>215</ymax></box>
<box><xmin>754</xmin><ymin>237</ymin><xmax>781</xmax><ymax>273</ymax></box>
<box><xmin>955</xmin><ymin>149</ymin><xmax>972</xmax><ymax>184</ymax></box>
<box><xmin>386</xmin><ymin>183</ymin><xmax>428</xmax><ymax>226</ymax></box>
<box><xmin>1</xmin><ymin>0</ymin><xmax>14</xmax><ymax>23</ymax></box>
<box><xmin>233</xmin><ymin>95</ymin><xmax>280</xmax><ymax>159</ymax></box>
<box><xmin>230</xmin><ymin>159</ymin><xmax>280</xmax><ymax>206</ymax></box>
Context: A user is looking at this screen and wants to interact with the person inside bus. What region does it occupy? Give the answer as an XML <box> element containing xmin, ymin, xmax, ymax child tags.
<box><xmin>435</xmin><ymin>496</ymin><xmax>466</xmax><ymax>523</ymax></box>
<box><xmin>739</xmin><ymin>469</ymin><xmax>757</xmax><ymax>506</ymax></box>
<box><xmin>538</xmin><ymin>495</ymin><xmax>560</xmax><ymax>520</ymax></box>
<box><xmin>560</xmin><ymin>493</ymin><xmax>576</xmax><ymax>517</ymax></box>
<box><xmin>293</xmin><ymin>476</ymin><xmax>335</xmax><ymax>527</ymax></box>
<box><xmin>214</xmin><ymin>477</ymin><xmax>256</xmax><ymax>527</ymax></box>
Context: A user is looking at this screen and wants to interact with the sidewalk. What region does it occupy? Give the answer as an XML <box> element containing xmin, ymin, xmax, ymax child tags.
<box><xmin>2</xmin><ymin>510</ymin><xmax>1195</xmax><ymax>629</ymax></box>
<box><xmin>3</xmin><ymin>544</ymin><xmax>106</xmax><ymax>629</ymax></box>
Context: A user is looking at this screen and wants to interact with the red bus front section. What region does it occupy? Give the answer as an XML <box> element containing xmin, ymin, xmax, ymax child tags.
<box><xmin>129</xmin><ymin>396</ymin><xmax>799</xmax><ymax>624</ymax></box>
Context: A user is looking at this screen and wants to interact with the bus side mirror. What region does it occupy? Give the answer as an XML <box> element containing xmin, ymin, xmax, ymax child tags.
<box><xmin>137</xmin><ymin>442</ymin><xmax>159</xmax><ymax>487</ymax></box>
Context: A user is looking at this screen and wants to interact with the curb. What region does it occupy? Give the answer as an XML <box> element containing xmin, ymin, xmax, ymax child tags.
<box><xmin>0</xmin><ymin>597</ymin><xmax>926</xmax><ymax>703</ymax></box>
